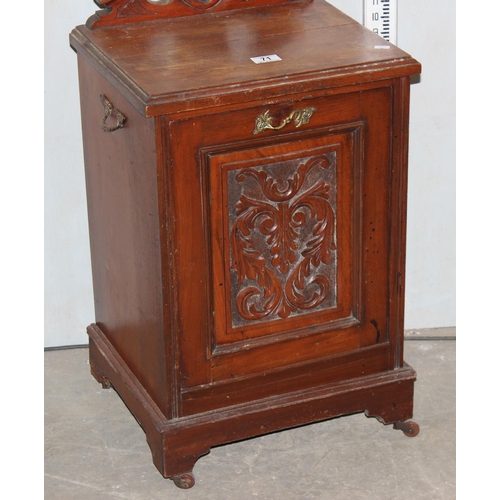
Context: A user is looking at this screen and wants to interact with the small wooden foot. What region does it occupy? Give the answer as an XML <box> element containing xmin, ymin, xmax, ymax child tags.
<box><xmin>90</xmin><ymin>363</ymin><xmax>112</xmax><ymax>389</ymax></box>
<box><xmin>393</xmin><ymin>419</ymin><xmax>420</xmax><ymax>437</ymax></box>
<box><xmin>171</xmin><ymin>472</ymin><xmax>195</xmax><ymax>489</ymax></box>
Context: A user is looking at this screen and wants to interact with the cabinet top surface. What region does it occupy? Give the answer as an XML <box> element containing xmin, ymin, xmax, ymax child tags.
<box><xmin>70</xmin><ymin>0</ymin><xmax>420</xmax><ymax>114</ymax></box>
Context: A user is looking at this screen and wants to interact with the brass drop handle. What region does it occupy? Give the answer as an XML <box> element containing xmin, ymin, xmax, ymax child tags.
<box><xmin>253</xmin><ymin>107</ymin><xmax>317</xmax><ymax>135</ymax></box>
<box><xmin>100</xmin><ymin>94</ymin><xmax>126</xmax><ymax>132</ymax></box>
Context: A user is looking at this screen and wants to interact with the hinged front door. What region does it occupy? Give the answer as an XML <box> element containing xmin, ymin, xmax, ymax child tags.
<box><xmin>209</xmin><ymin>134</ymin><xmax>360</xmax><ymax>351</ymax></box>
<box><xmin>166</xmin><ymin>87</ymin><xmax>398</xmax><ymax>415</ymax></box>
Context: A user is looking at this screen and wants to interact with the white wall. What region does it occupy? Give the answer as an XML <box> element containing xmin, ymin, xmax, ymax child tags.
<box><xmin>45</xmin><ymin>0</ymin><xmax>96</xmax><ymax>347</ymax></box>
<box><xmin>397</xmin><ymin>0</ymin><xmax>456</xmax><ymax>329</ymax></box>
<box><xmin>329</xmin><ymin>0</ymin><xmax>456</xmax><ymax>330</ymax></box>
<box><xmin>44</xmin><ymin>0</ymin><xmax>456</xmax><ymax>347</ymax></box>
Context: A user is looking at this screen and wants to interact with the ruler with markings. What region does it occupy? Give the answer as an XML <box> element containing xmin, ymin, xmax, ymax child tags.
<box><xmin>363</xmin><ymin>0</ymin><xmax>397</xmax><ymax>45</ymax></box>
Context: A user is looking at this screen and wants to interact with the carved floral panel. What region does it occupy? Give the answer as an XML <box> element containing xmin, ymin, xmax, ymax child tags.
<box><xmin>226</xmin><ymin>152</ymin><xmax>338</xmax><ymax>327</ymax></box>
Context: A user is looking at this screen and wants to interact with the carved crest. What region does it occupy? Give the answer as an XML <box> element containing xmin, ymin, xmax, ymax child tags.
<box><xmin>87</xmin><ymin>0</ymin><xmax>297</xmax><ymax>28</ymax></box>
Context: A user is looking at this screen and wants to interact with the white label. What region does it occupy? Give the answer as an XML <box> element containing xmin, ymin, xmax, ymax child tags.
<box><xmin>250</xmin><ymin>54</ymin><xmax>282</xmax><ymax>64</ymax></box>
<box><xmin>374</xmin><ymin>45</ymin><xmax>391</xmax><ymax>49</ymax></box>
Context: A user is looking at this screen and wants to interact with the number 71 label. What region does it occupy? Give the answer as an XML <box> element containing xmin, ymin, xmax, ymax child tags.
<box><xmin>250</xmin><ymin>54</ymin><xmax>282</xmax><ymax>64</ymax></box>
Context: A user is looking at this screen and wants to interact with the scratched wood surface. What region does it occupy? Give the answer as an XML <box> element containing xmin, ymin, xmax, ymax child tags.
<box><xmin>70</xmin><ymin>0</ymin><xmax>419</xmax><ymax>115</ymax></box>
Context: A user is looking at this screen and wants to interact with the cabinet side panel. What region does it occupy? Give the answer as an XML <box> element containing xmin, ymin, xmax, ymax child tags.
<box><xmin>388</xmin><ymin>76</ymin><xmax>412</xmax><ymax>368</ymax></box>
<box><xmin>77</xmin><ymin>56</ymin><xmax>168</xmax><ymax>415</ymax></box>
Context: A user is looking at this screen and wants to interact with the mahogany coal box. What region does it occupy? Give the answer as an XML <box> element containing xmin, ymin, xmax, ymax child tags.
<box><xmin>70</xmin><ymin>0</ymin><xmax>421</xmax><ymax>489</ymax></box>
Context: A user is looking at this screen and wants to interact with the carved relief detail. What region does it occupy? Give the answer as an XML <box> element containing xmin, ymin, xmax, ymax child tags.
<box><xmin>87</xmin><ymin>0</ymin><xmax>269</xmax><ymax>28</ymax></box>
<box><xmin>229</xmin><ymin>153</ymin><xmax>337</xmax><ymax>325</ymax></box>
<box><xmin>181</xmin><ymin>0</ymin><xmax>222</xmax><ymax>10</ymax></box>
<box><xmin>116</xmin><ymin>0</ymin><xmax>157</xmax><ymax>18</ymax></box>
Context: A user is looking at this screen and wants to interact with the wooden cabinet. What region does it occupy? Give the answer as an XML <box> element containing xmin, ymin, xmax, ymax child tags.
<box><xmin>70</xmin><ymin>0</ymin><xmax>421</xmax><ymax>489</ymax></box>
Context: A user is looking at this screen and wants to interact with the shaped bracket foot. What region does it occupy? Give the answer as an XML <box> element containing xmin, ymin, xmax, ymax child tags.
<box><xmin>90</xmin><ymin>363</ymin><xmax>112</xmax><ymax>389</ymax></box>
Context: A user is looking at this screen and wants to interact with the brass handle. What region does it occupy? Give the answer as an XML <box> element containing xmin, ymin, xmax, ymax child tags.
<box><xmin>100</xmin><ymin>94</ymin><xmax>126</xmax><ymax>132</ymax></box>
<box><xmin>253</xmin><ymin>107</ymin><xmax>317</xmax><ymax>135</ymax></box>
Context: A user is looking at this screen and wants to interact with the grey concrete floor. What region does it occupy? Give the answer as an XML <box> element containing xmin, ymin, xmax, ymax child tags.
<box><xmin>45</xmin><ymin>333</ymin><xmax>455</xmax><ymax>499</ymax></box>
